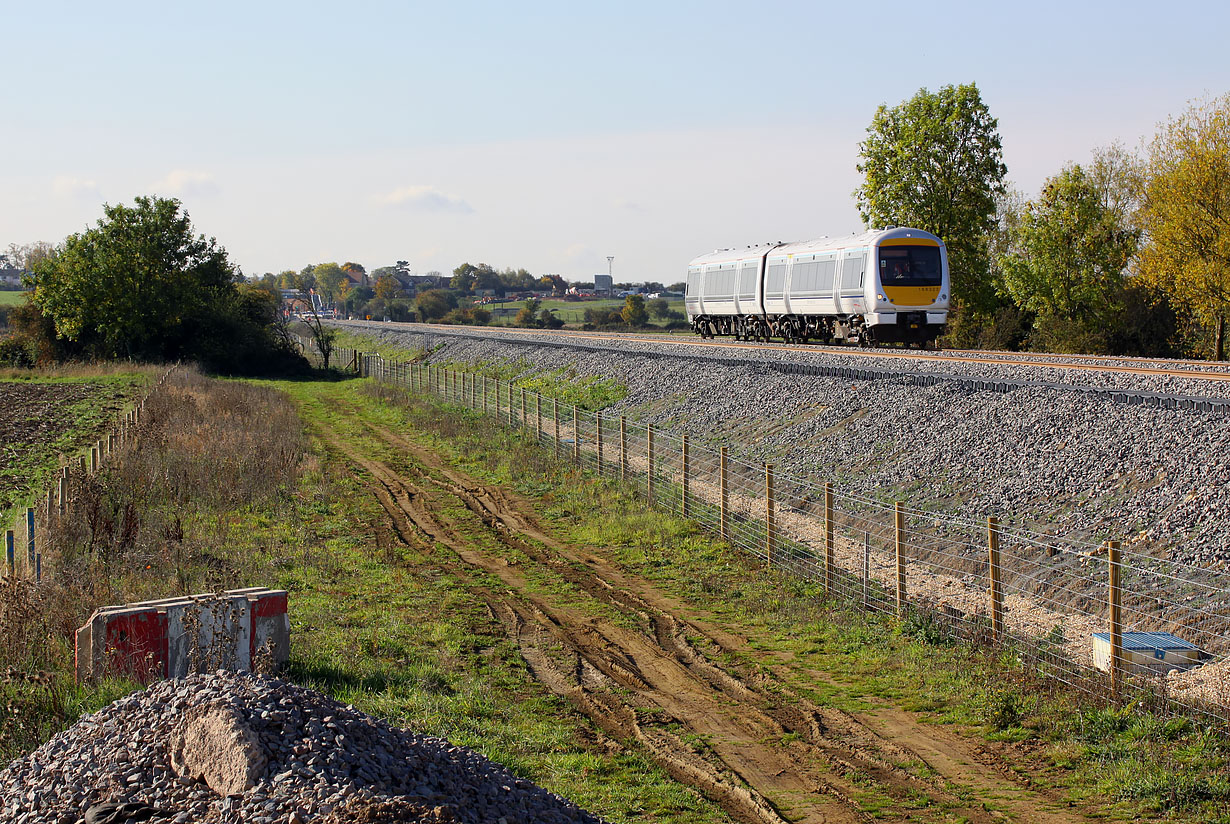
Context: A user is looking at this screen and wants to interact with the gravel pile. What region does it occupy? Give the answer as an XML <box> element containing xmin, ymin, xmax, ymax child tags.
<box><xmin>0</xmin><ymin>671</ymin><xmax>605</xmax><ymax>824</ymax></box>
<box><xmin>338</xmin><ymin>323</ymin><xmax>1230</xmax><ymax>568</ymax></box>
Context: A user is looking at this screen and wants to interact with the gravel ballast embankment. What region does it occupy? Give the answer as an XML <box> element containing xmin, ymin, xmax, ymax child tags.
<box><xmin>337</xmin><ymin>323</ymin><xmax>1230</xmax><ymax>567</ymax></box>
<box><xmin>0</xmin><ymin>671</ymin><xmax>605</xmax><ymax>824</ymax></box>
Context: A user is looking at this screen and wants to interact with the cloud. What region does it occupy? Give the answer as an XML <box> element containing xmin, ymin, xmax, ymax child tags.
<box><xmin>150</xmin><ymin>169</ymin><xmax>219</xmax><ymax>198</ymax></box>
<box><xmin>52</xmin><ymin>175</ymin><xmax>100</xmax><ymax>199</ymax></box>
<box><xmin>378</xmin><ymin>185</ymin><xmax>473</xmax><ymax>214</ymax></box>
<box><xmin>614</xmin><ymin>198</ymin><xmax>644</xmax><ymax>213</ymax></box>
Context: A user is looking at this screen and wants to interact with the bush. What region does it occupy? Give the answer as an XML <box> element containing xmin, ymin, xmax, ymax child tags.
<box><xmin>0</xmin><ymin>335</ymin><xmax>38</xmax><ymax>367</ymax></box>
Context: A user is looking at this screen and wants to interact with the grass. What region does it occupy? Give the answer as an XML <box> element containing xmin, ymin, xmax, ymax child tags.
<box><xmin>0</xmin><ymin>291</ymin><xmax>27</xmax><ymax>307</ymax></box>
<box><xmin>9</xmin><ymin>363</ymin><xmax>1230</xmax><ymax>821</ymax></box>
<box><xmin>343</xmin><ymin>372</ymin><xmax>1230</xmax><ymax>822</ymax></box>
<box><xmin>479</xmin><ymin>297</ymin><xmax>685</xmax><ymax>326</ymax></box>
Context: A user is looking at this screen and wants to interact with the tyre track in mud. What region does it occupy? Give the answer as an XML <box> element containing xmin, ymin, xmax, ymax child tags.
<box><xmin>313</xmin><ymin>401</ymin><xmax>1089</xmax><ymax>824</ymax></box>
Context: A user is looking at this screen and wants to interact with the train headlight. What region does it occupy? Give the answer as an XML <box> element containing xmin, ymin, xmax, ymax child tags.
<box><xmin>877</xmin><ymin>293</ymin><xmax>885</xmax><ymax>300</ymax></box>
<box><xmin>940</xmin><ymin>293</ymin><xmax>947</xmax><ymax>300</ymax></box>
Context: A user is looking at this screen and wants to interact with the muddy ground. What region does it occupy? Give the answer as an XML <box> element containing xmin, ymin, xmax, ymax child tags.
<box><xmin>314</xmin><ymin>394</ymin><xmax>1092</xmax><ymax>824</ymax></box>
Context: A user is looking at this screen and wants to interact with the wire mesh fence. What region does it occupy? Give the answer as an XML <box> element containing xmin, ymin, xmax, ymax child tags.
<box><xmin>304</xmin><ymin>339</ymin><xmax>1230</xmax><ymax>725</ymax></box>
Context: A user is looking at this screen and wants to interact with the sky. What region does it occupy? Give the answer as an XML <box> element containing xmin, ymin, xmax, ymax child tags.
<box><xmin>3</xmin><ymin>0</ymin><xmax>1229</xmax><ymax>285</ymax></box>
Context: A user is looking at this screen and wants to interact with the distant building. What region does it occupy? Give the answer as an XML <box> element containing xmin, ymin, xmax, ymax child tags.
<box><xmin>594</xmin><ymin>274</ymin><xmax>613</xmax><ymax>295</ymax></box>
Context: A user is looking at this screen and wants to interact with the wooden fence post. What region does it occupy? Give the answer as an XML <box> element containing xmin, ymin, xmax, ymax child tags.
<box><xmin>765</xmin><ymin>464</ymin><xmax>775</xmax><ymax>568</ymax></box>
<box><xmin>520</xmin><ymin>387</ymin><xmax>527</xmax><ymax>429</ymax></box>
<box><xmin>1108</xmin><ymin>540</ymin><xmax>1123</xmax><ymax>705</ymax></box>
<box><xmin>90</xmin><ymin>446</ymin><xmax>99</xmax><ymax>473</ymax></box>
<box><xmin>862</xmin><ymin>531</ymin><xmax>871</xmax><ymax>610</ymax></box>
<box><xmin>536</xmin><ymin>394</ymin><xmax>542</xmax><ymax>440</ymax></box>
<box><xmin>824</xmin><ymin>482</ymin><xmax>834</xmax><ymax>596</ymax></box>
<box><xmin>647</xmin><ymin>424</ymin><xmax>655</xmax><ymax>505</ymax></box>
<box><xmin>895</xmin><ymin>502</ymin><xmax>906</xmax><ymax>619</ymax></box>
<box><xmin>719</xmin><ymin>446</ymin><xmax>729</xmax><ymax>542</ymax></box>
<box><xmin>620</xmin><ymin>416</ymin><xmax>628</xmax><ymax>483</ymax></box>
<box><xmin>572</xmin><ymin>407</ymin><xmax>580</xmax><ymax>464</ymax></box>
<box><xmin>595</xmin><ymin>412</ymin><xmax>603</xmax><ymax>472</ymax></box>
<box><xmin>988</xmin><ymin>516</ymin><xmax>1004</xmax><ymax>643</ymax></box>
<box><xmin>681</xmin><ymin>435</ymin><xmax>690</xmax><ymax>517</ymax></box>
<box><xmin>553</xmin><ymin>400</ymin><xmax>560</xmax><ymax>458</ymax></box>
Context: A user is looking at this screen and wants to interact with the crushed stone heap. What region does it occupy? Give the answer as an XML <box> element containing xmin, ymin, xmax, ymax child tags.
<box><xmin>0</xmin><ymin>671</ymin><xmax>607</xmax><ymax>824</ymax></box>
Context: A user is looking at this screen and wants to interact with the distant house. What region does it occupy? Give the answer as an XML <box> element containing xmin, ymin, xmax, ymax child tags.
<box><xmin>0</xmin><ymin>264</ymin><xmax>24</xmax><ymax>289</ymax></box>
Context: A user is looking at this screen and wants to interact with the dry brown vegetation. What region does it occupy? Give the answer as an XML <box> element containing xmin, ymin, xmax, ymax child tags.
<box><xmin>0</xmin><ymin>368</ymin><xmax>307</xmax><ymax>759</ymax></box>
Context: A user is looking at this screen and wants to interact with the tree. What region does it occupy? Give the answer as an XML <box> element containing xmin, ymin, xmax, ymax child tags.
<box><xmin>515</xmin><ymin>298</ymin><xmax>541</xmax><ymax>327</ymax></box>
<box><xmin>1136</xmin><ymin>94</ymin><xmax>1230</xmax><ymax>360</ymax></box>
<box><xmin>539</xmin><ymin>307</ymin><xmax>564</xmax><ymax>329</ymax></box>
<box><xmin>621</xmin><ymin>294</ymin><xmax>648</xmax><ymax>326</ymax></box>
<box><xmin>999</xmin><ymin>164</ymin><xmax>1139</xmax><ymax>347</ymax></box>
<box><xmin>855</xmin><ymin>83</ymin><xmax>1008</xmax><ymax>312</ymax></box>
<box><xmin>341</xmin><ymin>262</ymin><xmax>366</xmax><ymax>285</ymax></box>
<box><xmin>415</xmin><ymin>289</ymin><xmax>455</xmax><ymax>321</ymax></box>
<box><xmin>30</xmin><ymin>196</ymin><xmax>236</xmax><ymax>359</ymax></box>
<box><xmin>5</xmin><ymin>241</ymin><xmax>55</xmax><ymax>272</ymax></box>
<box><xmin>451</xmin><ymin>263</ymin><xmax>479</xmax><ymax>293</ymax></box>
<box><xmin>374</xmin><ymin>275</ymin><xmax>402</xmax><ymax>301</ymax></box>
<box><xmin>302</xmin><ymin>303</ymin><xmax>338</xmax><ymax>368</ymax></box>
<box><xmin>313</xmin><ymin>262</ymin><xmax>346</xmax><ymax>304</ymax></box>
<box><xmin>647</xmin><ymin>298</ymin><xmax>671</xmax><ymax>319</ymax></box>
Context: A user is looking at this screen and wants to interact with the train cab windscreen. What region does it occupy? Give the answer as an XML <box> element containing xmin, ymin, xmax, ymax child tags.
<box><xmin>878</xmin><ymin>245</ymin><xmax>942</xmax><ymax>287</ymax></box>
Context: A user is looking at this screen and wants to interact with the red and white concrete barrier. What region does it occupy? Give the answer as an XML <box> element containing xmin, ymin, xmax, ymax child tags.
<box><xmin>75</xmin><ymin>588</ymin><xmax>289</xmax><ymax>683</ymax></box>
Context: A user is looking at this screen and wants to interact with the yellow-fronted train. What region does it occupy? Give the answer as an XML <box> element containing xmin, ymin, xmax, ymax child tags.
<box><xmin>684</xmin><ymin>226</ymin><xmax>948</xmax><ymax>346</ymax></box>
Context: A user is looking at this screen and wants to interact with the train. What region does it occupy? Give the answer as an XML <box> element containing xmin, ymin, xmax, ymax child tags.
<box><xmin>684</xmin><ymin>226</ymin><xmax>949</xmax><ymax>346</ymax></box>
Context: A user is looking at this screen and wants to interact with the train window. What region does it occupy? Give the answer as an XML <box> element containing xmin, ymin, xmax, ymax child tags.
<box><xmin>766</xmin><ymin>261</ymin><xmax>787</xmax><ymax>296</ymax></box>
<box><xmin>841</xmin><ymin>253</ymin><xmax>864</xmax><ymax>292</ymax></box>
<box><xmin>817</xmin><ymin>259</ymin><xmax>836</xmax><ymax>292</ymax></box>
<box><xmin>739</xmin><ymin>262</ymin><xmax>757</xmax><ymax>298</ymax></box>
<box><xmin>879</xmin><ymin>245</ymin><xmax>942</xmax><ymax>286</ymax></box>
<box><xmin>794</xmin><ymin>260</ymin><xmax>820</xmax><ymax>292</ymax></box>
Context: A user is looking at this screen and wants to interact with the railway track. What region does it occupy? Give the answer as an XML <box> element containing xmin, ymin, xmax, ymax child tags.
<box><xmin>351</xmin><ymin>320</ymin><xmax>1230</xmax><ymax>382</ymax></box>
<box><xmin>337</xmin><ymin>321</ymin><xmax>1230</xmax><ymax>414</ymax></box>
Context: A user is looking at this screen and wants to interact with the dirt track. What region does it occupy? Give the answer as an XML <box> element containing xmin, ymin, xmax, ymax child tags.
<box><xmin>314</xmin><ymin>401</ymin><xmax>1091</xmax><ymax>824</ymax></box>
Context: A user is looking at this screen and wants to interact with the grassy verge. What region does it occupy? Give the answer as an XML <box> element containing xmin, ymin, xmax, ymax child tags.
<box><xmin>344</xmin><ymin>375</ymin><xmax>1230</xmax><ymax>823</ymax></box>
<box><xmin>329</xmin><ymin>327</ymin><xmax>627</xmax><ymax>410</ymax></box>
<box><xmin>0</xmin><ymin>292</ymin><xmax>27</xmax><ymax>307</ymax></box>
<box><xmin>10</xmin><ymin>367</ymin><xmax>1230</xmax><ymax>820</ymax></box>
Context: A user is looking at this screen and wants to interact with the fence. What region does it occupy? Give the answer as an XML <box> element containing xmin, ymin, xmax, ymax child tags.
<box><xmin>301</xmin><ymin>339</ymin><xmax>1230</xmax><ymax>724</ymax></box>
<box><xmin>3</xmin><ymin>366</ymin><xmax>179</xmax><ymax>584</ymax></box>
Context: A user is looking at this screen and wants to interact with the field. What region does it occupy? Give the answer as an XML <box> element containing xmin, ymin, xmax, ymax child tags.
<box><xmin>4</xmin><ymin>365</ymin><xmax>1230</xmax><ymax>821</ymax></box>
<box><xmin>0</xmin><ymin>368</ymin><xmax>152</xmax><ymax>529</ymax></box>
<box><xmin>481</xmin><ymin>296</ymin><xmax>685</xmax><ymax>325</ymax></box>
<box><xmin>0</xmin><ymin>291</ymin><xmax>27</xmax><ymax>307</ymax></box>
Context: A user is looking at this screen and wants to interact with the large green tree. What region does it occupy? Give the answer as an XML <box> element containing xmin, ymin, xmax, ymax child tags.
<box><xmin>31</xmin><ymin>196</ymin><xmax>236</xmax><ymax>359</ymax></box>
<box><xmin>313</xmin><ymin>262</ymin><xmax>347</xmax><ymax>304</ymax></box>
<box><xmin>1136</xmin><ymin>94</ymin><xmax>1230</xmax><ymax>360</ymax></box>
<box><xmin>855</xmin><ymin>82</ymin><xmax>1008</xmax><ymax>311</ymax></box>
<box><xmin>1000</xmin><ymin>163</ymin><xmax>1139</xmax><ymax>327</ymax></box>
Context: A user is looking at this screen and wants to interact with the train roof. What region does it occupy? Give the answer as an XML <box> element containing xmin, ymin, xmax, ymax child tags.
<box><xmin>688</xmin><ymin>227</ymin><xmax>943</xmax><ymax>267</ymax></box>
